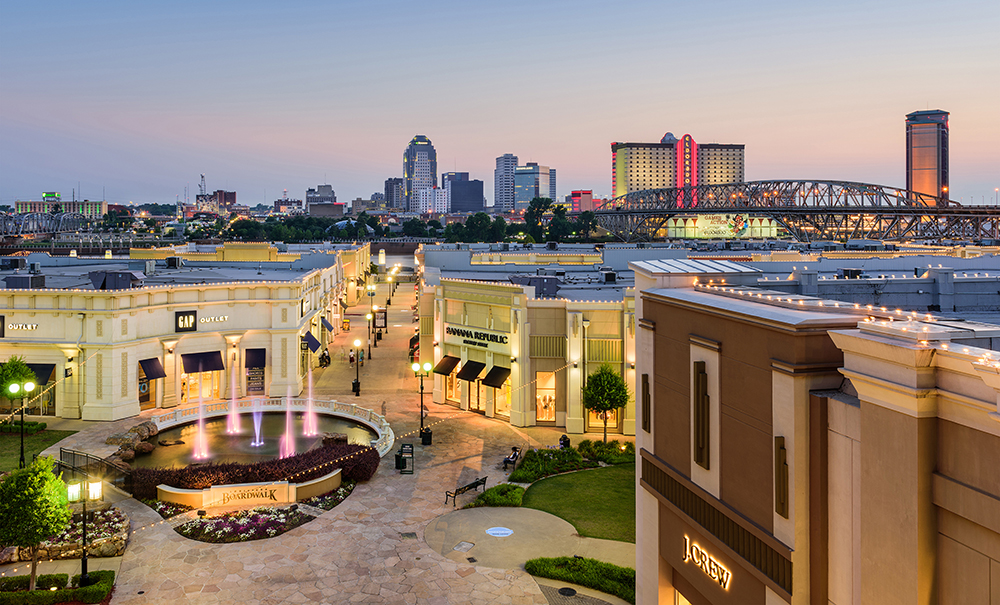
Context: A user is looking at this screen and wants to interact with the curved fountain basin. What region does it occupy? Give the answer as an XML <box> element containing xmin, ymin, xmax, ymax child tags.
<box><xmin>132</xmin><ymin>413</ymin><xmax>376</xmax><ymax>468</ymax></box>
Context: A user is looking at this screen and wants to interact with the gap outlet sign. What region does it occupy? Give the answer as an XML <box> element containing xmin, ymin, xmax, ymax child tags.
<box><xmin>444</xmin><ymin>324</ymin><xmax>511</xmax><ymax>354</ymax></box>
<box><xmin>175</xmin><ymin>311</ymin><xmax>197</xmax><ymax>333</ymax></box>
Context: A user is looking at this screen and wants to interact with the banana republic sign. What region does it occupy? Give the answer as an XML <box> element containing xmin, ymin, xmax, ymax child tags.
<box><xmin>444</xmin><ymin>324</ymin><xmax>510</xmax><ymax>354</ymax></box>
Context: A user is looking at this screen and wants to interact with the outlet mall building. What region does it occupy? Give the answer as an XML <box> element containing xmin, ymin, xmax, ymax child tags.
<box><xmin>632</xmin><ymin>259</ymin><xmax>1000</xmax><ymax>604</ymax></box>
<box><xmin>0</xmin><ymin>242</ymin><xmax>370</xmax><ymax>421</ymax></box>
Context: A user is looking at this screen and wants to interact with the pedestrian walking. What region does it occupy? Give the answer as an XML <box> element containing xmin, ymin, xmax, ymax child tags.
<box><xmin>349</xmin><ymin>349</ymin><xmax>355</xmax><ymax>366</ymax></box>
<box><xmin>359</xmin><ymin>348</ymin><xmax>364</xmax><ymax>366</ymax></box>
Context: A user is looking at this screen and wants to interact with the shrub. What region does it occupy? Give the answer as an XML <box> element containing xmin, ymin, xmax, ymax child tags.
<box><xmin>463</xmin><ymin>484</ymin><xmax>524</xmax><ymax>509</ymax></box>
<box><xmin>0</xmin><ymin>571</ymin><xmax>113</xmax><ymax>605</ymax></box>
<box><xmin>174</xmin><ymin>506</ymin><xmax>311</xmax><ymax>543</ymax></box>
<box><xmin>525</xmin><ymin>557</ymin><xmax>635</xmax><ymax>604</ymax></box>
<box><xmin>0</xmin><ymin>421</ymin><xmax>46</xmax><ymax>434</ymax></box>
<box><xmin>576</xmin><ymin>439</ymin><xmax>635</xmax><ymax>465</ymax></box>
<box><xmin>508</xmin><ymin>448</ymin><xmax>598</xmax><ymax>483</ymax></box>
<box><xmin>130</xmin><ymin>442</ymin><xmax>380</xmax><ymax>500</ymax></box>
<box><xmin>300</xmin><ymin>481</ymin><xmax>356</xmax><ymax>511</ymax></box>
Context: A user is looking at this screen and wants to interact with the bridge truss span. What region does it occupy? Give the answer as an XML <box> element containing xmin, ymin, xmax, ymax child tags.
<box><xmin>0</xmin><ymin>213</ymin><xmax>93</xmax><ymax>237</ymax></box>
<box><xmin>595</xmin><ymin>180</ymin><xmax>1000</xmax><ymax>242</ymax></box>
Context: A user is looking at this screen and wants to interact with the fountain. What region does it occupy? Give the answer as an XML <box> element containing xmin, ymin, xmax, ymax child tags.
<box><xmin>303</xmin><ymin>366</ymin><xmax>318</xmax><ymax>437</ymax></box>
<box><xmin>226</xmin><ymin>369</ymin><xmax>241</xmax><ymax>434</ymax></box>
<box><xmin>193</xmin><ymin>393</ymin><xmax>210</xmax><ymax>460</ymax></box>
<box><xmin>278</xmin><ymin>389</ymin><xmax>296</xmax><ymax>459</ymax></box>
<box><xmin>250</xmin><ymin>398</ymin><xmax>265</xmax><ymax>447</ymax></box>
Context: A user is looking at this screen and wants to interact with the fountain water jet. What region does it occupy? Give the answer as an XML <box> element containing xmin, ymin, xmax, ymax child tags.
<box><xmin>304</xmin><ymin>366</ymin><xmax>318</xmax><ymax>437</ymax></box>
<box><xmin>226</xmin><ymin>368</ymin><xmax>241</xmax><ymax>434</ymax></box>
<box><xmin>250</xmin><ymin>398</ymin><xmax>265</xmax><ymax>447</ymax></box>
<box><xmin>193</xmin><ymin>392</ymin><xmax>210</xmax><ymax>459</ymax></box>
<box><xmin>279</xmin><ymin>388</ymin><xmax>296</xmax><ymax>458</ymax></box>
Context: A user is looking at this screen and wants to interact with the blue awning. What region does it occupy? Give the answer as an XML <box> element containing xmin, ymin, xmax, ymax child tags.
<box><xmin>139</xmin><ymin>358</ymin><xmax>166</xmax><ymax>380</ymax></box>
<box><xmin>181</xmin><ymin>351</ymin><xmax>225</xmax><ymax>373</ymax></box>
<box><xmin>302</xmin><ymin>332</ymin><xmax>322</xmax><ymax>353</ymax></box>
<box><xmin>245</xmin><ymin>348</ymin><xmax>266</xmax><ymax>369</ymax></box>
<box><xmin>321</xmin><ymin>317</ymin><xmax>334</xmax><ymax>332</ymax></box>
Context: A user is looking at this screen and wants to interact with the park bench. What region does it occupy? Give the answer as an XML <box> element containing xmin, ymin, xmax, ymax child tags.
<box><xmin>445</xmin><ymin>476</ymin><xmax>487</xmax><ymax>507</ymax></box>
<box><xmin>503</xmin><ymin>447</ymin><xmax>521</xmax><ymax>471</ymax></box>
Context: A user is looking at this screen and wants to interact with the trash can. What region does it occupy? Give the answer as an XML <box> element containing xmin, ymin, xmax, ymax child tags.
<box><xmin>420</xmin><ymin>428</ymin><xmax>433</xmax><ymax>446</ymax></box>
<box><xmin>395</xmin><ymin>453</ymin><xmax>406</xmax><ymax>470</ymax></box>
<box><xmin>352</xmin><ymin>379</ymin><xmax>360</xmax><ymax>396</ymax></box>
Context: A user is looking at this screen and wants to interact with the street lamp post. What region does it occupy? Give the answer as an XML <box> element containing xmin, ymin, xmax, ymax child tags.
<box><xmin>367</xmin><ymin>284</ymin><xmax>377</xmax><ymax>352</ymax></box>
<box><xmin>352</xmin><ymin>338</ymin><xmax>362</xmax><ymax>396</ymax></box>
<box><xmin>68</xmin><ymin>479</ymin><xmax>103</xmax><ymax>587</ymax></box>
<box><xmin>365</xmin><ymin>313</ymin><xmax>373</xmax><ymax>358</ymax></box>
<box><xmin>8</xmin><ymin>380</ymin><xmax>36</xmax><ymax>469</ymax></box>
<box><xmin>412</xmin><ymin>361</ymin><xmax>433</xmax><ymax>445</ymax></box>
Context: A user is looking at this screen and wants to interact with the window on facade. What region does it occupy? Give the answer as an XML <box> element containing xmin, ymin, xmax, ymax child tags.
<box><xmin>536</xmin><ymin>371</ymin><xmax>556</xmax><ymax>422</ymax></box>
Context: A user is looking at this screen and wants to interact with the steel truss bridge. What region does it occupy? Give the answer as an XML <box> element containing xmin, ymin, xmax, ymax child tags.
<box><xmin>0</xmin><ymin>213</ymin><xmax>92</xmax><ymax>237</ymax></box>
<box><xmin>595</xmin><ymin>180</ymin><xmax>1000</xmax><ymax>242</ymax></box>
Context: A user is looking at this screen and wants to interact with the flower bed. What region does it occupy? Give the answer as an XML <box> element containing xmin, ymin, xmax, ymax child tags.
<box><xmin>463</xmin><ymin>484</ymin><xmax>524</xmax><ymax>509</ymax></box>
<box><xmin>141</xmin><ymin>499</ymin><xmax>195</xmax><ymax>519</ymax></box>
<box><xmin>19</xmin><ymin>509</ymin><xmax>130</xmax><ymax>561</ymax></box>
<box><xmin>130</xmin><ymin>441</ymin><xmax>380</xmax><ymax>500</ymax></box>
<box><xmin>576</xmin><ymin>439</ymin><xmax>635</xmax><ymax>465</ymax></box>
<box><xmin>174</xmin><ymin>506</ymin><xmax>312</xmax><ymax>543</ymax></box>
<box><xmin>300</xmin><ymin>480</ymin><xmax>356</xmax><ymax>511</ymax></box>
<box><xmin>508</xmin><ymin>448</ymin><xmax>599</xmax><ymax>483</ymax></box>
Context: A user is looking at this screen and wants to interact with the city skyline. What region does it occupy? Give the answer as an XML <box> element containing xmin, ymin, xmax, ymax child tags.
<box><xmin>1</xmin><ymin>0</ymin><xmax>998</xmax><ymax>207</ymax></box>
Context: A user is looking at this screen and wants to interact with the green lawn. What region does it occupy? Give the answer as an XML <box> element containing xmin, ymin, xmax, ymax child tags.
<box><xmin>521</xmin><ymin>463</ymin><xmax>635</xmax><ymax>543</ymax></box>
<box><xmin>0</xmin><ymin>430</ymin><xmax>77</xmax><ymax>472</ymax></box>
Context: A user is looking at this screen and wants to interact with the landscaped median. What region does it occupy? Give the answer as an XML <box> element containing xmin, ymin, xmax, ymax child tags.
<box><xmin>525</xmin><ymin>557</ymin><xmax>636</xmax><ymax>604</ymax></box>
<box><xmin>0</xmin><ymin>570</ymin><xmax>115</xmax><ymax>605</ymax></box>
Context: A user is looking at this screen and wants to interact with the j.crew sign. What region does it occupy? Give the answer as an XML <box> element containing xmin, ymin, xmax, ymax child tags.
<box><xmin>683</xmin><ymin>535</ymin><xmax>732</xmax><ymax>590</ymax></box>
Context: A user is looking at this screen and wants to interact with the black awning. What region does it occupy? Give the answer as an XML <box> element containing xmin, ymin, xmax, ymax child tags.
<box><xmin>433</xmin><ymin>355</ymin><xmax>460</xmax><ymax>376</ymax></box>
<box><xmin>245</xmin><ymin>348</ymin><xmax>266</xmax><ymax>369</ymax></box>
<box><xmin>181</xmin><ymin>351</ymin><xmax>225</xmax><ymax>374</ymax></box>
<box><xmin>138</xmin><ymin>358</ymin><xmax>166</xmax><ymax>380</ymax></box>
<box><xmin>302</xmin><ymin>332</ymin><xmax>321</xmax><ymax>353</ymax></box>
<box><xmin>456</xmin><ymin>361</ymin><xmax>486</xmax><ymax>382</ymax></box>
<box><xmin>481</xmin><ymin>366</ymin><xmax>511</xmax><ymax>388</ymax></box>
<box><xmin>321</xmin><ymin>317</ymin><xmax>335</xmax><ymax>332</ymax></box>
<box><xmin>339</xmin><ymin>299</ymin><xmax>349</xmax><ymax>310</ymax></box>
<box><xmin>409</xmin><ymin>334</ymin><xmax>420</xmax><ymax>348</ymax></box>
<box><xmin>26</xmin><ymin>363</ymin><xmax>55</xmax><ymax>384</ymax></box>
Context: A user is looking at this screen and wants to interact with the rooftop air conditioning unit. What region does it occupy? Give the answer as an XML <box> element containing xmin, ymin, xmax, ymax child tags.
<box><xmin>166</xmin><ymin>256</ymin><xmax>183</xmax><ymax>268</ymax></box>
<box><xmin>29</xmin><ymin>262</ymin><xmax>42</xmax><ymax>274</ymax></box>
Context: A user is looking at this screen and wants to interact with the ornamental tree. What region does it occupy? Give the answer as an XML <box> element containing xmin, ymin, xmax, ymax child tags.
<box><xmin>0</xmin><ymin>355</ymin><xmax>37</xmax><ymax>408</ymax></box>
<box><xmin>582</xmin><ymin>363</ymin><xmax>631</xmax><ymax>443</ymax></box>
<box><xmin>0</xmin><ymin>457</ymin><xmax>72</xmax><ymax>591</ymax></box>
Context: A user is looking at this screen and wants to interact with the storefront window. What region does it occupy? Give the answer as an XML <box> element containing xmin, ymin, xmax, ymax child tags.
<box><xmin>138</xmin><ymin>365</ymin><xmax>156</xmax><ymax>411</ymax></box>
<box><xmin>446</xmin><ymin>371</ymin><xmax>460</xmax><ymax>403</ymax></box>
<box><xmin>588</xmin><ymin>407</ymin><xmax>620</xmax><ymax>431</ymax></box>
<box><xmin>536</xmin><ymin>372</ymin><xmax>556</xmax><ymax>422</ymax></box>
<box><xmin>180</xmin><ymin>371</ymin><xmax>221</xmax><ymax>403</ymax></box>
<box><xmin>494</xmin><ymin>381</ymin><xmax>511</xmax><ymax>418</ymax></box>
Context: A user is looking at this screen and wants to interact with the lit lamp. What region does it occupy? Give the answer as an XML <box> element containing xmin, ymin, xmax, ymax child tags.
<box><xmin>412</xmin><ymin>361</ymin><xmax>433</xmax><ymax>445</ymax></box>
<box><xmin>8</xmin><ymin>379</ymin><xmax>36</xmax><ymax>469</ymax></box>
<box><xmin>68</xmin><ymin>479</ymin><xmax>103</xmax><ymax>587</ymax></box>
<box><xmin>365</xmin><ymin>313</ymin><xmax>374</xmax><ymax>358</ymax></box>
<box><xmin>373</xmin><ymin>304</ymin><xmax>381</xmax><ymax>346</ymax></box>
<box><xmin>387</xmin><ymin>275</ymin><xmax>393</xmax><ymax>307</ymax></box>
<box><xmin>352</xmin><ymin>338</ymin><xmax>362</xmax><ymax>396</ymax></box>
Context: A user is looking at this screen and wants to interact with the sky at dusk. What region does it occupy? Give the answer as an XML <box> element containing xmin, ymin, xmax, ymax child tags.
<box><xmin>1</xmin><ymin>0</ymin><xmax>998</xmax><ymax>207</ymax></box>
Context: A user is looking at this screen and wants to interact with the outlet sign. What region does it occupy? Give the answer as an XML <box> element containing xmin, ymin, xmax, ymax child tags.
<box><xmin>175</xmin><ymin>311</ymin><xmax>197</xmax><ymax>332</ymax></box>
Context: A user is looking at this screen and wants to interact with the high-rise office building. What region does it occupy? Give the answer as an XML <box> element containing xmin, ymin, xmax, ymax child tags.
<box><xmin>404</xmin><ymin>135</ymin><xmax>437</xmax><ymax>211</ymax></box>
<box><xmin>417</xmin><ymin>187</ymin><xmax>448</xmax><ymax>214</ymax></box>
<box><xmin>384</xmin><ymin>177</ymin><xmax>405</xmax><ymax>209</ymax></box>
<box><xmin>905</xmin><ymin>110</ymin><xmax>949</xmax><ymax>202</ymax></box>
<box><xmin>514</xmin><ymin>163</ymin><xmax>553</xmax><ymax>211</ymax></box>
<box><xmin>494</xmin><ymin>154</ymin><xmax>518</xmax><ymax>211</ymax></box>
<box><xmin>448</xmin><ymin>180</ymin><xmax>485</xmax><ymax>213</ymax></box>
<box><xmin>306</xmin><ymin>184</ymin><xmax>336</xmax><ymax>210</ymax></box>
<box><xmin>442</xmin><ymin>172</ymin><xmax>469</xmax><ymax>184</ymax></box>
<box><xmin>611</xmin><ymin>132</ymin><xmax>744</xmax><ymax>198</ymax></box>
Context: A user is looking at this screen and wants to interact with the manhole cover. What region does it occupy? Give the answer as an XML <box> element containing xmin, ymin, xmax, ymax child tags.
<box><xmin>558</xmin><ymin>587</ymin><xmax>578</xmax><ymax>597</ymax></box>
<box><xmin>486</xmin><ymin>527</ymin><xmax>513</xmax><ymax>537</ymax></box>
<box><xmin>453</xmin><ymin>541</ymin><xmax>475</xmax><ymax>552</ymax></box>
<box><xmin>466</xmin><ymin>557</ymin><xmax>477</xmax><ymax>563</ymax></box>
<box><xmin>400</xmin><ymin>532</ymin><xmax>417</xmax><ymax>540</ymax></box>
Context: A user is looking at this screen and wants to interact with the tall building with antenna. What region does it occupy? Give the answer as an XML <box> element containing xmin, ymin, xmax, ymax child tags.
<box><xmin>403</xmin><ymin>135</ymin><xmax>437</xmax><ymax>211</ymax></box>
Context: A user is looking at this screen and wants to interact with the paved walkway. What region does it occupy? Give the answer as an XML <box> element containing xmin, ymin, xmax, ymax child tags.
<box><xmin>4</xmin><ymin>259</ymin><xmax>636</xmax><ymax>604</ymax></box>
